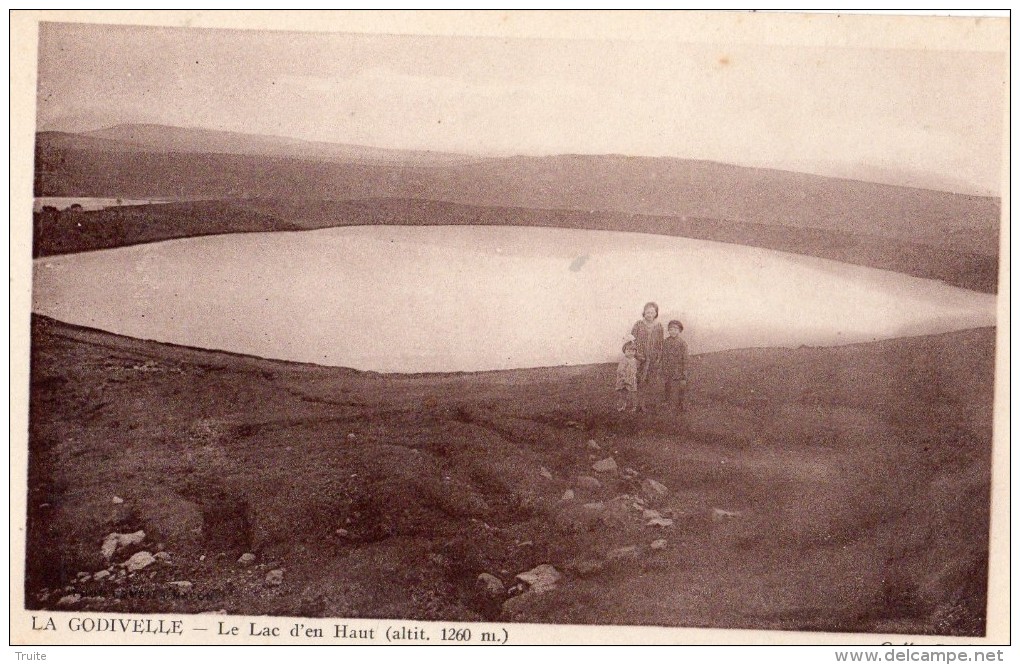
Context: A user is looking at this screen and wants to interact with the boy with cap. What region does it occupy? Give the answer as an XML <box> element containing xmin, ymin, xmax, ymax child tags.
<box><xmin>662</xmin><ymin>319</ymin><xmax>689</xmax><ymax>413</ymax></box>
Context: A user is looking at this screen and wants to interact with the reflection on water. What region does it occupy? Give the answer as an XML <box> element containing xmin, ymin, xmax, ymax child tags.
<box><xmin>32</xmin><ymin>226</ymin><xmax>997</xmax><ymax>372</ymax></box>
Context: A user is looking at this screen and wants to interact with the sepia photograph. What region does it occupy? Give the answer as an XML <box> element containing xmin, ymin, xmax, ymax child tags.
<box><xmin>10</xmin><ymin>10</ymin><xmax>1009</xmax><ymax>646</ymax></box>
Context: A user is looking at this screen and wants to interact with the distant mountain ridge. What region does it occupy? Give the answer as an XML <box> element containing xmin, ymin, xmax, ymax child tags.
<box><xmin>78</xmin><ymin>123</ymin><xmax>479</xmax><ymax>166</ymax></box>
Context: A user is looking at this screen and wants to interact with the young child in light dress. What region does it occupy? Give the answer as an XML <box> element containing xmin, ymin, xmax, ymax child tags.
<box><xmin>615</xmin><ymin>340</ymin><xmax>638</xmax><ymax>412</ymax></box>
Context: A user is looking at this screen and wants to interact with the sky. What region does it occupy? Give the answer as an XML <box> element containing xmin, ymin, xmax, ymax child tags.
<box><xmin>35</xmin><ymin>20</ymin><xmax>1007</xmax><ymax>195</ymax></box>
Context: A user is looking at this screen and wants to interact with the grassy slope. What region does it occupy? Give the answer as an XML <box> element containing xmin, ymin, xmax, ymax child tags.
<box><xmin>33</xmin><ymin>198</ymin><xmax>999</xmax><ymax>293</ymax></box>
<box><xmin>26</xmin><ymin>316</ymin><xmax>994</xmax><ymax>635</ymax></box>
<box><xmin>35</xmin><ymin>139</ymin><xmax>1001</xmax><ymax>255</ymax></box>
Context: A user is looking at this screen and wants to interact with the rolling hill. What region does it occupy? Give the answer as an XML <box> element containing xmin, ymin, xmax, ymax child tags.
<box><xmin>32</xmin><ymin>125</ymin><xmax>1002</xmax><ymax>293</ymax></box>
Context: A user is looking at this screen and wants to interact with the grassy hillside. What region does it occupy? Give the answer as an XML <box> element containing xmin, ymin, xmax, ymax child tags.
<box><xmin>35</xmin><ymin>131</ymin><xmax>1001</xmax><ymax>259</ymax></box>
<box><xmin>32</xmin><ymin>198</ymin><xmax>999</xmax><ymax>293</ymax></box>
<box><xmin>26</xmin><ymin>316</ymin><xmax>994</xmax><ymax>635</ymax></box>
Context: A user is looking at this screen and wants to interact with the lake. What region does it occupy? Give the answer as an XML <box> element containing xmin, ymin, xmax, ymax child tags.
<box><xmin>33</xmin><ymin>197</ymin><xmax>173</xmax><ymax>212</ymax></box>
<box><xmin>32</xmin><ymin>226</ymin><xmax>997</xmax><ymax>373</ymax></box>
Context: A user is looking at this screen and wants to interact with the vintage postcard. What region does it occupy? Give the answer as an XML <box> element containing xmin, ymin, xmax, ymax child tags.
<box><xmin>9</xmin><ymin>10</ymin><xmax>1010</xmax><ymax>648</ymax></box>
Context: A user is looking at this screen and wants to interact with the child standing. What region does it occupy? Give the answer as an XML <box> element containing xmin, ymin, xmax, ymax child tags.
<box><xmin>615</xmin><ymin>341</ymin><xmax>639</xmax><ymax>412</ymax></box>
<box><xmin>631</xmin><ymin>302</ymin><xmax>664</xmax><ymax>412</ymax></box>
<box><xmin>662</xmin><ymin>319</ymin><xmax>689</xmax><ymax>413</ymax></box>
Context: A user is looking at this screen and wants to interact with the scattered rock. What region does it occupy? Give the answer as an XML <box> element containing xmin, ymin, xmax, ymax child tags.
<box><xmin>607</xmin><ymin>545</ymin><xmax>640</xmax><ymax>561</ymax></box>
<box><xmin>238</xmin><ymin>553</ymin><xmax>257</xmax><ymax>566</ymax></box>
<box><xmin>560</xmin><ymin>489</ymin><xmax>575</xmax><ymax>502</ymax></box>
<box><xmin>335</xmin><ymin>528</ymin><xmax>350</xmax><ymax>538</ymax></box>
<box><xmin>154</xmin><ymin>552</ymin><xmax>172</xmax><ymax>563</ymax></box>
<box><xmin>650</xmin><ymin>539</ymin><xmax>668</xmax><ymax>550</ymax></box>
<box><xmin>111</xmin><ymin>496</ymin><xmax>124</xmax><ymax>505</ymax></box>
<box><xmin>623</xmin><ymin>467</ymin><xmax>640</xmax><ymax>479</ymax></box>
<box><xmin>57</xmin><ymin>594</ymin><xmax>81</xmax><ymax>607</ymax></box>
<box><xmin>502</xmin><ymin>590</ymin><xmax>546</xmax><ymax>616</ymax></box>
<box><xmin>712</xmin><ymin>508</ymin><xmax>742</xmax><ymax>522</ymax></box>
<box><xmin>101</xmin><ymin>530</ymin><xmax>146</xmax><ymax>560</ymax></box>
<box><xmin>641</xmin><ymin>478</ymin><xmax>669</xmax><ymax>497</ymax></box>
<box><xmin>592</xmin><ymin>457</ymin><xmax>618</xmax><ymax>473</ymax></box>
<box><xmin>76</xmin><ymin>571</ymin><xmax>90</xmax><ymax>580</ymax></box>
<box><xmin>82</xmin><ymin>596</ymin><xmax>105</xmax><ymax>603</ymax></box>
<box><xmin>643</xmin><ymin>509</ymin><xmax>663</xmax><ymax>520</ymax></box>
<box><xmin>587</xmin><ymin>440</ymin><xmax>601</xmax><ymax>450</ymax></box>
<box><xmin>646</xmin><ymin>517</ymin><xmax>674</xmax><ymax>527</ymax></box>
<box><xmin>566</xmin><ymin>421</ymin><xmax>580</xmax><ymax>429</ymax></box>
<box><xmin>124</xmin><ymin>551</ymin><xmax>156</xmax><ymax>572</ymax></box>
<box><xmin>168</xmin><ymin>581</ymin><xmax>193</xmax><ymax>595</ymax></box>
<box><xmin>576</xmin><ymin>475</ymin><xmax>602</xmax><ymax>491</ymax></box>
<box><xmin>565</xmin><ymin>559</ymin><xmax>603</xmax><ymax>576</ymax></box>
<box><xmin>265</xmin><ymin>569</ymin><xmax>285</xmax><ymax>587</ymax></box>
<box><xmin>539</xmin><ymin>467</ymin><xmax>554</xmax><ymax>480</ymax></box>
<box><xmin>93</xmin><ymin>570</ymin><xmax>111</xmax><ymax>581</ymax></box>
<box><xmin>515</xmin><ymin>564</ymin><xmax>562</xmax><ymax>594</ymax></box>
<box><xmin>476</xmin><ymin>573</ymin><xmax>505</xmax><ymax>597</ymax></box>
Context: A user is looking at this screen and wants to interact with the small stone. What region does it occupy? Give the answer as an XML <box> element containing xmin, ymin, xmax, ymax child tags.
<box><xmin>641</xmin><ymin>478</ymin><xmax>669</xmax><ymax>497</ymax></box>
<box><xmin>587</xmin><ymin>440</ymin><xmax>600</xmax><ymax>450</ymax></box>
<box><xmin>566</xmin><ymin>421</ymin><xmax>580</xmax><ymax>429</ymax></box>
<box><xmin>168</xmin><ymin>581</ymin><xmax>193</xmax><ymax>595</ymax></box>
<box><xmin>515</xmin><ymin>564</ymin><xmax>562</xmax><ymax>594</ymax></box>
<box><xmin>76</xmin><ymin>571</ymin><xmax>90</xmax><ymax>580</ymax></box>
<box><xmin>111</xmin><ymin>496</ymin><xmax>124</xmax><ymax>504</ymax></box>
<box><xmin>607</xmin><ymin>545</ymin><xmax>639</xmax><ymax>561</ymax></box>
<box><xmin>476</xmin><ymin>573</ymin><xmax>505</xmax><ymax>597</ymax></box>
<box><xmin>566</xmin><ymin>559</ymin><xmax>603</xmax><ymax>576</ymax></box>
<box><xmin>93</xmin><ymin>570</ymin><xmax>111</xmax><ymax>581</ymax></box>
<box><xmin>57</xmin><ymin>594</ymin><xmax>81</xmax><ymax>606</ymax></box>
<box><xmin>335</xmin><ymin>528</ymin><xmax>350</xmax><ymax>538</ymax></box>
<box><xmin>650</xmin><ymin>539</ymin><xmax>668</xmax><ymax>550</ymax></box>
<box><xmin>583</xmin><ymin>501</ymin><xmax>605</xmax><ymax>511</ymax></box>
<box><xmin>643</xmin><ymin>509</ymin><xmax>662</xmax><ymax>520</ymax></box>
<box><xmin>123</xmin><ymin>551</ymin><xmax>156</xmax><ymax>572</ymax></box>
<box><xmin>201</xmin><ymin>609</ymin><xmax>228</xmax><ymax>615</ymax></box>
<box><xmin>101</xmin><ymin>530</ymin><xmax>146</xmax><ymax>560</ymax></box>
<box><xmin>347</xmin><ymin>433</ymin><xmax>356</xmax><ymax>439</ymax></box>
<box><xmin>560</xmin><ymin>489</ymin><xmax>575</xmax><ymax>502</ymax></box>
<box><xmin>539</xmin><ymin>467</ymin><xmax>554</xmax><ymax>480</ymax></box>
<box><xmin>647</xmin><ymin>517</ymin><xmax>674</xmax><ymax>527</ymax></box>
<box><xmin>711</xmin><ymin>508</ymin><xmax>742</xmax><ymax>522</ymax></box>
<box><xmin>238</xmin><ymin>552</ymin><xmax>256</xmax><ymax>566</ymax></box>
<box><xmin>82</xmin><ymin>596</ymin><xmax>105</xmax><ymax>603</ymax></box>
<box><xmin>592</xmin><ymin>457</ymin><xmax>618</xmax><ymax>473</ymax></box>
<box><xmin>265</xmin><ymin>569</ymin><xmax>285</xmax><ymax>586</ymax></box>
<box><xmin>154</xmin><ymin>552</ymin><xmax>172</xmax><ymax>563</ymax></box>
<box><xmin>199</xmin><ymin>555</ymin><xmax>206</xmax><ymax>561</ymax></box>
<box><xmin>576</xmin><ymin>475</ymin><xmax>601</xmax><ymax>491</ymax></box>
<box><xmin>623</xmin><ymin>467</ymin><xmax>640</xmax><ymax>479</ymax></box>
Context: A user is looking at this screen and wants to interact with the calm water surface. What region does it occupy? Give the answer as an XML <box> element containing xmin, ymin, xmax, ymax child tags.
<box><xmin>32</xmin><ymin>226</ymin><xmax>997</xmax><ymax>372</ymax></box>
